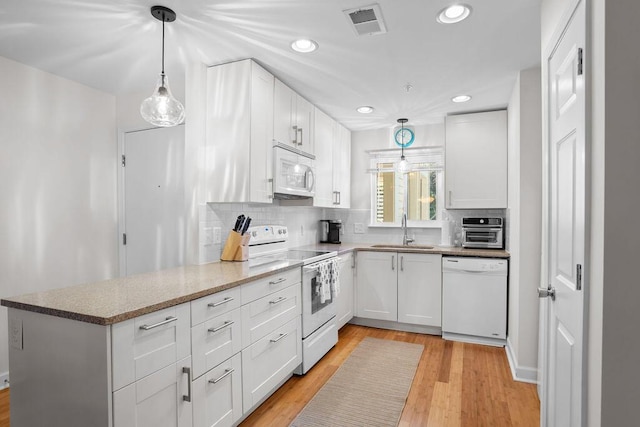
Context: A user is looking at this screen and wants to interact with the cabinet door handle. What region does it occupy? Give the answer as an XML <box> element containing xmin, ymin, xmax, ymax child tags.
<box><xmin>269</xmin><ymin>296</ymin><xmax>287</xmax><ymax>305</ymax></box>
<box><xmin>209</xmin><ymin>368</ymin><xmax>235</xmax><ymax>384</ymax></box>
<box><xmin>401</xmin><ymin>256</ymin><xmax>404</xmax><ymax>271</ymax></box>
<box><xmin>207</xmin><ymin>297</ymin><xmax>234</xmax><ymax>308</ymax></box>
<box><xmin>270</xmin><ymin>332</ymin><xmax>288</xmax><ymax>343</ymax></box>
<box><xmin>391</xmin><ymin>255</ymin><xmax>395</xmax><ymax>271</ymax></box>
<box><xmin>139</xmin><ymin>316</ymin><xmax>177</xmax><ymax>331</ymax></box>
<box><xmin>269</xmin><ymin>277</ymin><xmax>286</xmax><ymax>285</ymax></box>
<box><xmin>337</xmin><ymin>191</ymin><xmax>341</xmax><ymax>205</ymax></box>
<box><xmin>208</xmin><ymin>320</ymin><xmax>234</xmax><ymax>333</ymax></box>
<box><xmin>268</xmin><ymin>178</ymin><xmax>274</xmax><ymax>199</ymax></box>
<box><xmin>298</xmin><ymin>128</ymin><xmax>303</xmax><ymax>146</ymax></box>
<box><xmin>292</xmin><ymin>125</ymin><xmax>298</xmax><ymax>145</ymax></box>
<box><xmin>182</xmin><ymin>367</ymin><xmax>192</xmax><ymax>402</ymax></box>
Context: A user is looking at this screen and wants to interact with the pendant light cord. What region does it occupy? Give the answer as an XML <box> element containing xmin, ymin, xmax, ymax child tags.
<box><xmin>400</xmin><ymin>121</ymin><xmax>405</xmax><ymax>158</ymax></box>
<box><xmin>161</xmin><ymin>12</ymin><xmax>165</xmax><ymax>76</ymax></box>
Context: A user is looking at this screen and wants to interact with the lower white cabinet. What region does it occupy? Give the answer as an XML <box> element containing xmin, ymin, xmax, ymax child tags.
<box><xmin>355</xmin><ymin>251</ymin><xmax>442</xmax><ymax>327</ymax></box>
<box><xmin>355</xmin><ymin>251</ymin><xmax>398</xmax><ymax>321</ymax></box>
<box><xmin>191</xmin><ymin>307</ymin><xmax>242</xmax><ymax>379</ymax></box>
<box><xmin>241</xmin><ymin>316</ymin><xmax>302</xmax><ymax>412</ymax></box>
<box><xmin>193</xmin><ymin>354</ymin><xmax>243</xmax><ymax>427</ymax></box>
<box><xmin>113</xmin><ymin>356</ymin><xmax>193</xmax><ymax>427</ymax></box>
<box><xmin>336</xmin><ymin>252</ymin><xmax>354</xmax><ymax>329</ymax></box>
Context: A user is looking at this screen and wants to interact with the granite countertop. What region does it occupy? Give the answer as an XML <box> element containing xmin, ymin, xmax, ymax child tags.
<box><xmin>1</xmin><ymin>260</ymin><xmax>302</xmax><ymax>326</ymax></box>
<box><xmin>296</xmin><ymin>243</ymin><xmax>510</xmax><ymax>259</ymax></box>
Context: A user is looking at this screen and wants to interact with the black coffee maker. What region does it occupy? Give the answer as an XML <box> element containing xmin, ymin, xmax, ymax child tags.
<box><xmin>319</xmin><ymin>220</ymin><xmax>342</xmax><ymax>244</ymax></box>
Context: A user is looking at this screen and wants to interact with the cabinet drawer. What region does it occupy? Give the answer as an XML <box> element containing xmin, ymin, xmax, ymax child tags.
<box><xmin>241</xmin><ymin>283</ymin><xmax>301</xmax><ymax>347</ymax></box>
<box><xmin>113</xmin><ymin>356</ymin><xmax>192</xmax><ymax>427</ymax></box>
<box><xmin>193</xmin><ymin>353</ymin><xmax>242</xmax><ymax>427</ymax></box>
<box><xmin>112</xmin><ymin>303</ymin><xmax>190</xmax><ymax>391</ymax></box>
<box><xmin>241</xmin><ymin>268</ymin><xmax>300</xmax><ymax>304</ymax></box>
<box><xmin>241</xmin><ymin>317</ymin><xmax>301</xmax><ymax>412</ymax></box>
<box><xmin>192</xmin><ymin>308</ymin><xmax>242</xmax><ymax>379</ymax></box>
<box><xmin>191</xmin><ymin>286</ymin><xmax>241</xmax><ymax>327</ymax></box>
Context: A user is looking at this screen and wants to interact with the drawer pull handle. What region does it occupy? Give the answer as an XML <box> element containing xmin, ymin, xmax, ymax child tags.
<box><xmin>270</xmin><ymin>333</ymin><xmax>288</xmax><ymax>343</ymax></box>
<box><xmin>208</xmin><ymin>320</ymin><xmax>234</xmax><ymax>333</ymax></box>
<box><xmin>208</xmin><ymin>297</ymin><xmax>234</xmax><ymax>308</ymax></box>
<box><xmin>269</xmin><ymin>278</ymin><xmax>286</xmax><ymax>285</ymax></box>
<box><xmin>269</xmin><ymin>296</ymin><xmax>287</xmax><ymax>305</ymax></box>
<box><xmin>139</xmin><ymin>316</ymin><xmax>177</xmax><ymax>331</ymax></box>
<box><xmin>182</xmin><ymin>367</ymin><xmax>192</xmax><ymax>402</ymax></box>
<box><xmin>209</xmin><ymin>368</ymin><xmax>235</xmax><ymax>384</ymax></box>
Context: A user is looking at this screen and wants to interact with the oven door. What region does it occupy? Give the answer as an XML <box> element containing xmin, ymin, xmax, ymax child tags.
<box><xmin>273</xmin><ymin>147</ymin><xmax>315</xmax><ymax>198</ymax></box>
<box><xmin>462</xmin><ymin>227</ymin><xmax>503</xmax><ymax>248</ymax></box>
<box><xmin>301</xmin><ymin>264</ymin><xmax>336</xmax><ymax>338</ymax></box>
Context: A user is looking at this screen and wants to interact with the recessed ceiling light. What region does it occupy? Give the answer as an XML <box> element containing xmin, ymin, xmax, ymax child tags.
<box><xmin>437</xmin><ymin>4</ymin><xmax>471</xmax><ymax>24</ymax></box>
<box><xmin>290</xmin><ymin>39</ymin><xmax>318</xmax><ymax>53</ymax></box>
<box><xmin>452</xmin><ymin>95</ymin><xmax>472</xmax><ymax>103</ymax></box>
<box><xmin>357</xmin><ymin>106</ymin><xmax>375</xmax><ymax>114</ymax></box>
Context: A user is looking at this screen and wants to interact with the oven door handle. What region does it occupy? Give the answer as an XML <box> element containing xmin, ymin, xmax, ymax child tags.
<box><xmin>463</xmin><ymin>227</ymin><xmax>503</xmax><ymax>232</ymax></box>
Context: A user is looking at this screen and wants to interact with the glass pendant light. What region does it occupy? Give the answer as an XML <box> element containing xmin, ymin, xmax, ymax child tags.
<box><xmin>396</xmin><ymin>118</ymin><xmax>412</xmax><ymax>174</ymax></box>
<box><xmin>140</xmin><ymin>6</ymin><xmax>185</xmax><ymax>127</ymax></box>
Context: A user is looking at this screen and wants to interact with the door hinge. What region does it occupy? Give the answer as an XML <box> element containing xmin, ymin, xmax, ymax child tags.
<box><xmin>121</xmin><ymin>154</ymin><xmax>126</xmax><ymax>167</ymax></box>
<box><xmin>576</xmin><ymin>264</ymin><xmax>582</xmax><ymax>290</ymax></box>
<box><xmin>122</xmin><ymin>233</ymin><xmax>127</xmax><ymax>245</ymax></box>
<box><xmin>577</xmin><ymin>48</ymin><xmax>584</xmax><ymax>76</ymax></box>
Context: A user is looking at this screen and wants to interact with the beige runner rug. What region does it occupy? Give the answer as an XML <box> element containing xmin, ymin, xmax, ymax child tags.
<box><xmin>290</xmin><ymin>337</ymin><xmax>424</xmax><ymax>427</ymax></box>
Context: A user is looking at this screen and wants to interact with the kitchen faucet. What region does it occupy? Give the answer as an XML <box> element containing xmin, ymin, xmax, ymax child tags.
<box><xmin>402</xmin><ymin>213</ymin><xmax>414</xmax><ymax>245</ymax></box>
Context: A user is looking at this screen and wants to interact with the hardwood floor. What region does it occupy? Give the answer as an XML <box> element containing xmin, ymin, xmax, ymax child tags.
<box><xmin>0</xmin><ymin>324</ymin><xmax>539</xmax><ymax>427</ymax></box>
<box><xmin>241</xmin><ymin>325</ymin><xmax>540</xmax><ymax>427</ymax></box>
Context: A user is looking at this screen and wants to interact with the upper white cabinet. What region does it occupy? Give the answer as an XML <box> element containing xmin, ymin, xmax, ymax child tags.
<box><xmin>205</xmin><ymin>59</ymin><xmax>275</xmax><ymax>203</ymax></box>
<box><xmin>273</xmin><ymin>79</ymin><xmax>314</xmax><ymax>156</ymax></box>
<box><xmin>313</xmin><ymin>108</ymin><xmax>351</xmax><ymax>208</ymax></box>
<box><xmin>333</xmin><ymin>123</ymin><xmax>351</xmax><ymax>208</ymax></box>
<box><xmin>445</xmin><ymin>110</ymin><xmax>508</xmax><ymax>209</ymax></box>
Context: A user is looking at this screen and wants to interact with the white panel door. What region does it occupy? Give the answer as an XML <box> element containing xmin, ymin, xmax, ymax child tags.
<box><xmin>355</xmin><ymin>251</ymin><xmax>397</xmax><ymax>321</ymax></box>
<box><xmin>123</xmin><ymin>125</ymin><xmax>185</xmax><ymax>276</ymax></box>
<box><xmin>544</xmin><ymin>1</ymin><xmax>586</xmax><ymax>426</ymax></box>
<box><xmin>398</xmin><ymin>253</ymin><xmax>442</xmax><ymax>327</ymax></box>
<box><xmin>312</xmin><ymin>108</ymin><xmax>335</xmax><ymax>207</ymax></box>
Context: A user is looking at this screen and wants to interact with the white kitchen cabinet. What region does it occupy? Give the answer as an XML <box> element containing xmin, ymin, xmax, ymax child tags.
<box><xmin>206</xmin><ymin>59</ymin><xmax>275</xmax><ymax>203</ymax></box>
<box><xmin>445</xmin><ymin>110</ymin><xmax>508</xmax><ymax>208</ymax></box>
<box><xmin>313</xmin><ymin>107</ymin><xmax>351</xmax><ymax>209</ymax></box>
<box><xmin>397</xmin><ymin>253</ymin><xmax>442</xmax><ymax>327</ymax></box>
<box><xmin>336</xmin><ymin>252</ymin><xmax>354</xmax><ymax>329</ymax></box>
<box><xmin>112</xmin><ymin>303</ymin><xmax>191</xmax><ymax>391</ymax></box>
<box><xmin>113</xmin><ymin>356</ymin><xmax>192</xmax><ymax>427</ymax></box>
<box><xmin>191</xmin><ymin>307</ymin><xmax>242</xmax><ymax>379</ymax></box>
<box><xmin>193</xmin><ymin>353</ymin><xmax>243</xmax><ymax>427</ymax></box>
<box><xmin>332</xmin><ymin>123</ymin><xmax>351</xmax><ymax>208</ymax></box>
<box><xmin>241</xmin><ymin>316</ymin><xmax>302</xmax><ymax>412</ymax></box>
<box><xmin>355</xmin><ymin>251</ymin><xmax>442</xmax><ymax>327</ymax></box>
<box><xmin>355</xmin><ymin>251</ymin><xmax>398</xmax><ymax>321</ymax></box>
<box><xmin>273</xmin><ymin>79</ymin><xmax>314</xmax><ymax>156</ymax></box>
<box><xmin>313</xmin><ymin>107</ymin><xmax>336</xmax><ymax>207</ymax></box>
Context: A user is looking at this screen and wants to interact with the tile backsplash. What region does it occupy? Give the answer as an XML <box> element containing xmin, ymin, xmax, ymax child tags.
<box><xmin>199</xmin><ymin>204</ymin><xmax>507</xmax><ymax>263</ymax></box>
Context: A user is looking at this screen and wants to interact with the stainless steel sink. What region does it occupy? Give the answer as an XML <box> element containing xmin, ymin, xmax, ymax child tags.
<box><xmin>370</xmin><ymin>244</ymin><xmax>435</xmax><ymax>250</ymax></box>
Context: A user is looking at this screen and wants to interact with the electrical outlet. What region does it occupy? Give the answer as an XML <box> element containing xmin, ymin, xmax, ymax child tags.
<box><xmin>354</xmin><ymin>223</ymin><xmax>365</xmax><ymax>234</ymax></box>
<box><xmin>213</xmin><ymin>227</ymin><xmax>221</xmax><ymax>244</ymax></box>
<box><xmin>204</xmin><ymin>227</ymin><xmax>213</xmax><ymax>246</ymax></box>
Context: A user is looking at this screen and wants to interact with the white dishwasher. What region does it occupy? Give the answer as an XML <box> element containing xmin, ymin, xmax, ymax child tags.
<box><xmin>442</xmin><ymin>257</ymin><xmax>508</xmax><ymax>347</ymax></box>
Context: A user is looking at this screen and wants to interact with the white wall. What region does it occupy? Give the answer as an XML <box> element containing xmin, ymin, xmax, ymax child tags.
<box><xmin>0</xmin><ymin>55</ymin><xmax>119</xmax><ymax>381</ymax></box>
<box><xmin>507</xmin><ymin>67</ymin><xmax>542</xmax><ymax>383</ymax></box>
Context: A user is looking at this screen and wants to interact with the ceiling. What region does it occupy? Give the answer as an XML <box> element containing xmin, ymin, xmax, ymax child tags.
<box><xmin>0</xmin><ymin>0</ymin><xmax>541</xmax><ymax>131</ymax></box>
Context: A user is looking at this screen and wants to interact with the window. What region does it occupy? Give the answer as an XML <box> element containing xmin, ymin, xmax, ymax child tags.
<box><xmin>369</xmin><ymin>147</ymin><xmax>444</xmax><ymax>226</ymax></box>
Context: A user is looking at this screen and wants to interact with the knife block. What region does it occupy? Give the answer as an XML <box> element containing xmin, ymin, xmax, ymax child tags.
<box><xmin>220</xmin><ymin>230</ymin><xmax>250</xmax><ymax>262</ymax></box>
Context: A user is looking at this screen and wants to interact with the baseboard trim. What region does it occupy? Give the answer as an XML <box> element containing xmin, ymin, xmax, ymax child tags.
<box><xmin>505</xmin><ymin>338</ymin><xmax>538</xmax><ymax>384</ymax></box>
<box><xmin>0</xmin><ymin>372</ymin><xmax>9</xmax><ymax>390</ymax></box>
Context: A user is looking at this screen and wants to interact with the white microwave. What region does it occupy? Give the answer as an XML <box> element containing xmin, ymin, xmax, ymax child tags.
<box><xmin>273</xmin><ymin>145</ymin><xmax>315</xmax><ymax>199</ymax></box>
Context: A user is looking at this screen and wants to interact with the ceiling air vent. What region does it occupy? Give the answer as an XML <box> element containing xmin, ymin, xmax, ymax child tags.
<box><xmin>344</xmin><ymin>4</ymin><xmax>387</xmax><ymax>36</ymax></box>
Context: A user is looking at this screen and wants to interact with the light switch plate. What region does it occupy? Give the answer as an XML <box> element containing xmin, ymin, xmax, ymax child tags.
<box><xmin>204</xmin><ymin>227</ymin><xmax>213</xmax><ymax>246</ymax></box>
<box><xmin>354</xmin><ymin>223</ymin><xmax>365</xmax><ymax>234</ymax></box>
<box><xmin>213</xmin><ymin>227</ymin><xmax>221</xmax><ymax>244</ymax></box>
